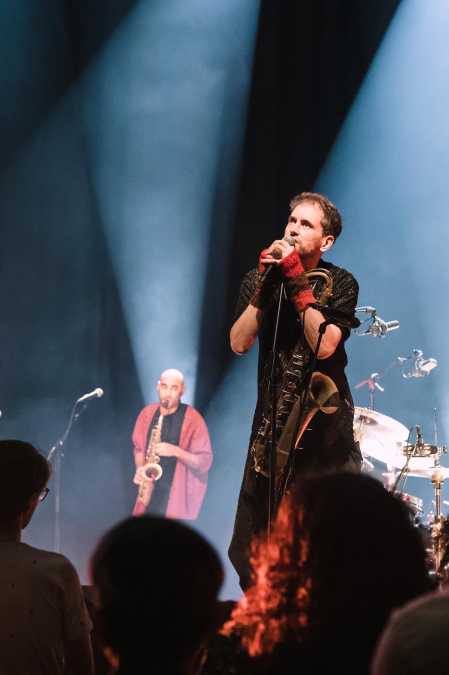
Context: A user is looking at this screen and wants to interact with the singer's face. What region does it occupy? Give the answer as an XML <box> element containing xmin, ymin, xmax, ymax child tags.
<box><xmin>157</xmin><ymin>374</ymin><xmax>184</xmax><ymax>413</ymax></box>
<box><xmin>284</xmin><ymin>201</ymin><xmax>333</xmax><ymax>258</ymax></box>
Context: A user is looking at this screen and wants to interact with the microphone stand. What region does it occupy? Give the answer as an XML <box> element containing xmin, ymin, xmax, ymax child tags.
<box><xmin>267</xmin><ymin>283</ymin><xmax>285</xmax><ymax>537</ymax></box>
<box><xmin>47</xmin><ymin>399</ymin><xmax>88</xmax><ymax>553</ymax></box>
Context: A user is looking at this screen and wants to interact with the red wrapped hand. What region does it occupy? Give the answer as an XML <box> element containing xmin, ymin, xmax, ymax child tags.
<box><xmin>279</xmin><ymin>250</ymin><xmax>316</xmax><ymax>312</ymax></box>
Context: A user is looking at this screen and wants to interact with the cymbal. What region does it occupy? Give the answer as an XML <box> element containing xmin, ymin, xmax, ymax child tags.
<box><xmin>354</xmin><ymin>407</ymin><xmax>409</xmax><ymax>467</ymax></box>
<box><xmin>354</xmin><ymin>407</ymin><xmax>446</xmax><ymax>470</ymax></box>
<box><xmin>405</xmin><ymin>465</ymin><xmax>449</xmax><ymax>480</ymax></box>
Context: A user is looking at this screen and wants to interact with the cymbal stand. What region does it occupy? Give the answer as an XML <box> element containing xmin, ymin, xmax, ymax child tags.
<box><xmin>431</xmin><ymin>470</ymin><xmax>445</xmax><ymax>577</ymax></box>
<box><xmin>355</xmin><ymin>372</ymin><xmax>386</xmax><ymax>410</ymax></box>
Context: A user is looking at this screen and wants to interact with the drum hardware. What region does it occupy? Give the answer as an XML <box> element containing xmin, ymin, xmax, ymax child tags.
<box><xmin>354</xmin><ymin>306</ymin><xmax>400</xmax><ymax>338</ymax></box>
<box><xmin>402</xmin><ymin>464</ymin><xmax>449</xmax><ymax>581</ymax></box>
<box><xmin>355</xmin><ymin>373</ymin><xmax>384</xmax><ymax>411</ymax></box>
<box><xmin>354</xmin><ymin>409</ymin><xmax>446</xmax><ymax>471</ymax></box>
<box><xmin>354</xmin><ymin>346</ymin><xmax>437</xmax><ymax>410</ymax></box>
<box><xmin>402</xmin><ymin>442</ymin><xmax>440</xmax><ymax>459</ymax></box>
<box><xmin>396</xmin><ymin>491</ymin><xmax>424</xmax><ymax>515</ymax></box>
<box><xmin>361</xmin><ymin>457</ymin><xmax>374</xmax><ymax>473</ymax></box>
<box><xmin>398</xmin><ymin>349</ymin><xmax>438</xmax><ymax>379</ymax></box>
<box><xmin>353</xmin><ymin>339</ymin><xmax>443</xmax><ymax>579</ymax></box>
<box><xmin>353</xmin><ymin>407</ymin><xmax>409</xmax><ymax>468</ymax></box>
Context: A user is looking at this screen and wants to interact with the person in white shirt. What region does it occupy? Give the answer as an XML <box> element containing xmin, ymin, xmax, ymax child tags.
<box><xmin>0</xmin><ymin>439</ymin><xmax>94</xmax><ymax>675</ymax></box>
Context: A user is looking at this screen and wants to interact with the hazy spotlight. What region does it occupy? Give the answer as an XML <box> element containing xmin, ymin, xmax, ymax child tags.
<box><xmin>83</xmin><ymin>0</ymin><xmax>261</xmax><ymax>402</ymax></box>
<box><xmin>315</xmin><ymin>0</ymin><xmax>449</xmax><ymax>504</ymax></box>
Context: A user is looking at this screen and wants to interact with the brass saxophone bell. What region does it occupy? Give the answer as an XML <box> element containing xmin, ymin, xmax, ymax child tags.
<box><xmin>142</xmin><ymin>461</ymin><xmax>163</xmax><ymax>482</ymax></box>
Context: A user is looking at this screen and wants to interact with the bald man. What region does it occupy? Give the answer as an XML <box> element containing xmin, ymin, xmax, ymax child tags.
<box><xmin>132</xmin><ymin>369</ymin><xmax>213</xmax><ymax>520</ymax></box>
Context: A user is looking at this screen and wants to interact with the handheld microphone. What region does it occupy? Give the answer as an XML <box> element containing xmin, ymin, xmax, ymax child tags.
<box><xmin>259</xmin><ymin>235</ymin><xmax>296</xmax><ymax>282</ymax></box>
<box><xmin>76</xmin><ymin>388</ymin><xmax>104</xmax><ymax>404</ymax></box>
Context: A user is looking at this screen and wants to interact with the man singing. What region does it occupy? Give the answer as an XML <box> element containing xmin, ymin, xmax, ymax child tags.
<box><xmin>132</xmin><ymin>369</ymin><xmax>212</xmax><ymax>520</ymax></box>
<box><xmin>228</xmin><ymin>192</ymin><xmax>361</xmax><ymax>588</ymax></box>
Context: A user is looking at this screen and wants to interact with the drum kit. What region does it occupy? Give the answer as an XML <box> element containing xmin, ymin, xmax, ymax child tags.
<box><xmin>354</xmin><ymin>405</ymin><xmax>449</xmax><ymax>581</ymax></box>
<box><xmin>353</xmin><ymin>307</ymin><xmax>448</xmax><ymax>580</ymax></box>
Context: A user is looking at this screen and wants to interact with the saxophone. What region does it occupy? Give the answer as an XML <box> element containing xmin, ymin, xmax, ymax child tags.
<box><xmin>250</xmin><ymin>267</ymin><xmax>337</xmax><ymax>477</ymax></box>
<box><xmin>137</xmin><ymin>414</ymin><xmax>164</xmax><ymax>502</ymax></box>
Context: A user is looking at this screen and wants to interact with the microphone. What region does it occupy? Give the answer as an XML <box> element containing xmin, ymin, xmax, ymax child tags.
<box><xmin>76</xmin><ymin>387</ymin><xmax>104</xmax><ymax>404</ymax></box>
<box><xmin>359</xmin><ymin>316</ymin><xmax>400</xmax><ymax>338</ymax></box>
<box><xmin>401</xmin><ymin>349</ymin><xmax>438</xmax><ymax>378</ymax></box>
<box><xmin>259</xmin><ymin>235</ymin><xmax>296</xmax><ymax>282</ymax></box>
<box><xmin>355</xmin><ymin>306</ymin><xmax>377</xmax><ymax>315</ymax></box>
<box><xmin>370</xmin><ymin>318</ymin><xmax>400</xmax><ymax>337</ymax></box>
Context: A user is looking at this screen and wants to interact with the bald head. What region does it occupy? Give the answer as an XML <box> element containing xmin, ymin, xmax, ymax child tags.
<box><xmin>157</xmin><ymin>369</ymin><xmax>185</xmax><ymax>414</ymax></box>
<box><xmin>159</xmin><ymin>369</ymin><xmax>184</xmax><ymax>385</ymax></box>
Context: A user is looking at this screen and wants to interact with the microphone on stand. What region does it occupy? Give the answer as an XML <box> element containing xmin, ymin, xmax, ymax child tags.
<box><xmin>355</xmin><ymin>306</ymin><xmax>377</xmax><ymax>315</ymax></box>
<box><xmin>368</xmin><ymin>317</ymin><xmax>400</xmax><ymax>337</ymax></box>
<box><xmin>76</xmin><ymin>388</ymin><xmax>104</xmax><ymax>404</ymax></box>
<box><xmin>400</xmin><ymin>349</ymin><xmax>438</xmax><ymax>378</ymax></box>
<box><xmin>356</xmin><ymin>314</ymin><xmax>400</xmax><ymax>337</ymax></box>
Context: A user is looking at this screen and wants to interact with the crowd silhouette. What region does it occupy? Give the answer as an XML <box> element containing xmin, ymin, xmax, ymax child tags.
<box><xmin>1</xmin><ymin>439</ymin><xmax>448</xmax><ymax>675</ymax></box>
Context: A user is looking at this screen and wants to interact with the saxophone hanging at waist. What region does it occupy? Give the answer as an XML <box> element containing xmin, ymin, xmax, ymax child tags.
<box><xmin>250</xmin><ymin>267</ymin><xmax>337</xmax><ymax>478</ymax></box>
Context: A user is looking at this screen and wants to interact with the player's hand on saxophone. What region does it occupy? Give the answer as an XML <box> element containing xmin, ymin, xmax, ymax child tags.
<box><xmin>133</xmin><ymin>468</ymin><xmax>145</xmax><ymax>485</ymax></box>
<box><xmin>153</xmin><ymin>442</ymin><xmax>179</xmax><ymax>458</ymax></box>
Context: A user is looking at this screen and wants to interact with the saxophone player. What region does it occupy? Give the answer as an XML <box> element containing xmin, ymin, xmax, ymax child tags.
<box><xmin>228</xmin><ymin>192</ymin><xmax>361</xmax><ymax>589</ymax></box>
<box><xmin>132</xmin><ymin>369</ymin><xmax>213</xmax><ymax>519</ymax></box>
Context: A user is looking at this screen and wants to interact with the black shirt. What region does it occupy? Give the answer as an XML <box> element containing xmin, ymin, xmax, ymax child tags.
<box><xmin>235</xmin><ymin>260</ymin><xmax>360</xmax><ymax>471</ymax></box>
<box><xmin>145</xmin><ymin>403</ymin><xmax>187</xmax><ymax>515</ymax></box>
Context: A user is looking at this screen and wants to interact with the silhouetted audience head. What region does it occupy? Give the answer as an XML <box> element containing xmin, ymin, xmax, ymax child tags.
<box><xmin>0</xmin><ymin>440</ymin><xmax>94</xmax><ymax>675</ymax></box>
<box><xmin>90</xmin><ymin>515</ymin><xmax>224</xmax><ymax>675</ymax></box>
<box><xmin>0</xmin><ymin>439</ymin><xmax>50</xmax><ymax>527</ymax></box>
<box><xmin>225</xmin><ymin>473</ymin><xmax>432</xmax><ymax>675</ymax></box>
<box><xmin>372</xmin><ymin>590</ymin><xmax>449</xmax><ymax>675</ymax></box>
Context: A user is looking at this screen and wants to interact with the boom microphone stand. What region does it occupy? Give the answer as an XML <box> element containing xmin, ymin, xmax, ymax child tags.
<box><xmin>47</xmin><ymin>388</ymin><xmax>103</xmax><ymax>552</ymax></box>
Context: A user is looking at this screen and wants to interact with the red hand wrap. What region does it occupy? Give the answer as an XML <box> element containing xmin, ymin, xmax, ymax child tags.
<box><xmin>279</xmin><ymin>249</ymin><xmax>305</xmax><ymax>277</ymax></box>
<box><xmin>279</xmin><ymin>250</ymin><xmax>316</xmax><ymax>312</ymax></box>
<box><xmin>251</xmin><ymin>248</ymin><xmax>279</xmax><ymax>309</ymax></box>
<box><xmin>291</xmin><ymin>287</ymin><xmax>316</xmax><ymax>312</ymax></box>
<box><xmin>257</xmin><ymin>248</ymin><xmax>272</xmax><ymax>274</ymax></box>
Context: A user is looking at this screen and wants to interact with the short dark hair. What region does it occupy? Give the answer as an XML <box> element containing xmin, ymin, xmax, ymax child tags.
<box><xmin>91</xmin><ymin>516</ymin><xmax>223</xmax><ymax>672</ymax></box>
<box><xmin>289</xmin><ymin>191</ymin><xmax>342</xmax><ymax>239</ymax></box>
<box><xmin>227</xmin><ymin>473</ymin><xmax>431</xmax><ymax>659</ymax></box>
<box><xmin>0</xmin><ymin>440</ymin><xmax>50</xmax><ymax>522</ymax></box>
